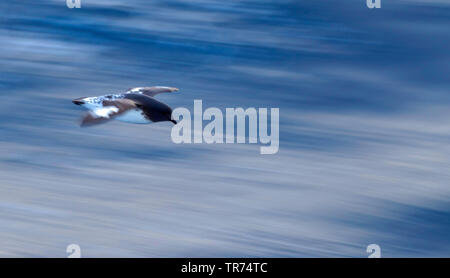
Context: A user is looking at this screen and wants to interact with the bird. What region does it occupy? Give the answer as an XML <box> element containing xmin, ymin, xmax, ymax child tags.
<box><xmin>72</xmin><ymin>86</ymin><xmax>179</xmax><ymax>127</ymax></box>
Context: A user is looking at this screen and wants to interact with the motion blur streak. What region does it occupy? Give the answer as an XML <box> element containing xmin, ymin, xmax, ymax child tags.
<box><xmin>0</xmin><ymin>0</ymin><xmax>449</xmax><ymax>257</ymax></box>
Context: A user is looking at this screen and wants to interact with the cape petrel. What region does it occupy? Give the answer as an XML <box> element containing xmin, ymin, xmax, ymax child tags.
<box><xmin>72</xmin><ymin>86</ymin><xmax>179</xmax><ymax>126</ymax></box>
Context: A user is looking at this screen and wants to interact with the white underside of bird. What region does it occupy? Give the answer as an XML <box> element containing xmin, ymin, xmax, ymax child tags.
<box><xmin>114</xmin><ymin>109</ymin><xmax>151</xmax><ymax>124</ymax></box>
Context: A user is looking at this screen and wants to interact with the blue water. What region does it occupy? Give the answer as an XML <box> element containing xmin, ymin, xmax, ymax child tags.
<box><xmin>0</xmin><ymin>0</ymin><xmax>449</xmax><ymax>257</ymax></box>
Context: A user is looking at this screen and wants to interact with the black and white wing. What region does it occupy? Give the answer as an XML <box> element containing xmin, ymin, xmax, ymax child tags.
<box><xmin>126</xmin><ymin>86</ymin><xmax>179</xmax><ymax>97</ymax></box>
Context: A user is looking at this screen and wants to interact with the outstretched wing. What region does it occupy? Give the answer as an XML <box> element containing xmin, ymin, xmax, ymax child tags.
<box><xmin>126</xmin><ymin>86</ymin><xmax>179</xmax><ymax>97</ymax></box>
<box><xmin>80</xmin><ymin>99</ymin><xmax>137</xmax><ymax>127</ymax></box>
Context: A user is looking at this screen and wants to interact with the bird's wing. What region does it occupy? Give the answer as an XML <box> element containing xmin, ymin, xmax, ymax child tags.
<box><xmin>80</xmin><ymin>99</ymin><xmax>137</xmax><ymax>127</ymax></box>
<box><xmin>126</xmin><ymin>86</ymin><xmax>179</xmax><ymax>97</ymax></box>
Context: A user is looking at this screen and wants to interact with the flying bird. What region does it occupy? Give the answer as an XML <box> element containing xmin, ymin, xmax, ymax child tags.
<box><xmin>72</xmin><ymin>86</ymin><xmax>179</xmax><ymax>126</ymax></box>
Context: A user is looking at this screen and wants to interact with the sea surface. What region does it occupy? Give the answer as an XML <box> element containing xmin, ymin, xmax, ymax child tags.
<box><xmin>0</xmin><ymin>0</ymin><xmax>449</xmax><ymax>257</ymax></box>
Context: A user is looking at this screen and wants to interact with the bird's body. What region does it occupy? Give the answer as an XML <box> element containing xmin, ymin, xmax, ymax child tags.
<box><xmin>72</xmin><ymin>86</ymin><xmax>179</xmax><ymax>126</ymax></box>
<box><xmin>115</xmin><ymin>108</ymin><xmax>151</xmax><ymax>124</ymax></box>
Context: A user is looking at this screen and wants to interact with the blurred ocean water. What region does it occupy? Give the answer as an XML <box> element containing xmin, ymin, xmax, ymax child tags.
<box><xmin>0</xmin><ymin>0</ymin><xmax>449</xmax><ymax>257</ymax></box>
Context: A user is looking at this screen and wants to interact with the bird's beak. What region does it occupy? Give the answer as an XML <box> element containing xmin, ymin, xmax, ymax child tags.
<box><xmin>72</xmin><ymin>98</ymin><xmax>85</xmax><ymax>105</ymax></box>
<box><xmin>170</xmin><ymin>87</ymin><xmax>179</xmax><ymax>92</ymax></box>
